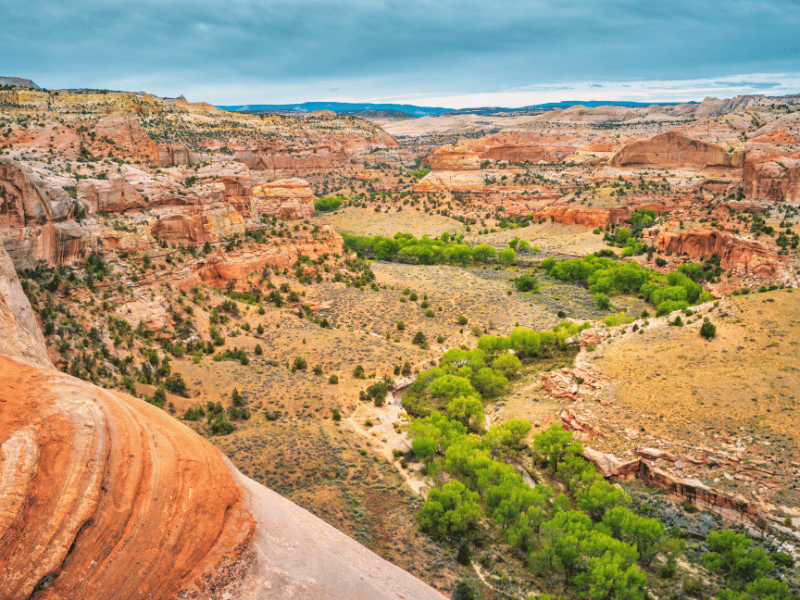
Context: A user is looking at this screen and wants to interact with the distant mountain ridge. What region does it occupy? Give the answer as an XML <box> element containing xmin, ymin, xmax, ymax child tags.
<box><xmin>218</xmin><ymin>99</ymin><xmax>692</xmax><ymax>118</ymax></box>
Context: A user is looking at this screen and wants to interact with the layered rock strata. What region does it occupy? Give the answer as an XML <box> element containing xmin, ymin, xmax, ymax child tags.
<box><xmin>610</xmin><ymin>131</ymin><xmax>744</xmax><ymax>169</ymax></box>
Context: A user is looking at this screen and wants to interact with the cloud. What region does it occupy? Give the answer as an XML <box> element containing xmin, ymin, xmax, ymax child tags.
<box><xmin>713</xmin><ymin>80</ymin><xmax>781</xmax><ymax>89</ymax></box>
<box><xmin>1</xmin><ymin>0</ymin><xmax>799</xmax><ymax>104</ymax></box>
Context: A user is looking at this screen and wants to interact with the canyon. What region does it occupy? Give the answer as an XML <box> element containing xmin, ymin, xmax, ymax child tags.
<box><xmin>1</xmin><ymin>85</ymin><xmax>799</xmax><ymax>599</ymax></box>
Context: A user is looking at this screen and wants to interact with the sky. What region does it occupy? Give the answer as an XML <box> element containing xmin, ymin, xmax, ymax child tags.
<box><xmin>1</xmin><ymin>0</ymin><xmax>799</xmax><ymax>108</ymax></box>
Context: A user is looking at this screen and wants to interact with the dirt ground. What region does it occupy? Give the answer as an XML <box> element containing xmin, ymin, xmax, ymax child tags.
<box><xmin>579</xmin><ymin>289</ymin><xmax>800</xmax><ymax>507</ymax></box>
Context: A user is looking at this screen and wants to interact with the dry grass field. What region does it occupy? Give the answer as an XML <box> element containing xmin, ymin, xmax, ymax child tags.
<box><xmin>580</xmin><ymin>289</ymin><xmax>800</xmax><ymax>507</ymax></box>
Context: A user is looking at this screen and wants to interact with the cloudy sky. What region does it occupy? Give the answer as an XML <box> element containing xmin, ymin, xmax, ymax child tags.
<box><xmin>2</xmin><ymin>0</ymin><xmax>799</xmax><ymax>107</ymax></box>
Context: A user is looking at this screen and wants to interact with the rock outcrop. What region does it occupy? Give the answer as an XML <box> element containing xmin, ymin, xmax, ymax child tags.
<box><xmin>0</xmin><ymin>77</ymin><xmax>39</xmax><ymax>88</ymax></box>
<box><xmin>78</xmin><ymin>176</ymin><xmax>144</xmax><ymax>213</ymax></box>
<box><xmin>463</xmin><ymin>132</ymin><xmax>579</xmax><ymax>163</ymax></box>
<box><xmin>0</xmin><ymin>157</ymin><xmax>98</xmax><ymax>267</ymax></box>
<box><xmin>94</xmin><ymin>113</ymin><xmax>159</xmax><ymax>163</ymax></box>
<box><xmin>157</xmin><ymin>142</ymin><xmax>194</xmax><ymax>167</ymax></box>
<box><xmin>252</xmin><ymin>178</ymin><xmax>315</xmax><ymax>220</ymax></box>
<box><xmin>655</xmin><ymin>229</ymin><xmax>779</xmax><ymax>279</ymax></box>
<box><xmin>533</xmin><ymin>205</ymin><xmax>632</xmax><ymax>228</ymax></box>
<box><xmin>610</xmin><ymin>131</ymin><xmax>744</xmax><ymax>169</ymax></box>
<box><xmin>0</xmin><ymin>355</ymin><xmax>257</xmax><ymax>600</ymax></box>
<box><xmin>428</xmin><ymin>144</ymin><xmax>481</xmax><ymax>170</ymax></box>
<box><xmin>0</xmin><ymin>245</ymin><xmax>51</xmax><ymax>368</ymax></box>
<box><xmin>742</xmin><ymin>157</ymin><xmax>800</xmax><ymax>201</ymax></box>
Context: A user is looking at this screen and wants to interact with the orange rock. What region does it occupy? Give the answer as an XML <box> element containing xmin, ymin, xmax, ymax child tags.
<box><xmin>94</xmin><ymin>113</ymin><xmax>159</xmax><ymax>163</ymax></box>
<box><xmin>428</xmin><ymin>144</ymin><xmax>481</xmax><ymax>170</ymax></box>
<box><xmin>742</xmin><ymin>156</ymin><xmax>800</xmax><ymax>201</ymax></box>
<box><xmin>534</xmin><ymin>205</ymin><xmax>631</xmax><ymax>228</ymax></box>
<box><xmin>464</xmin><ymin>131</ymin><xmax>580</xmax><ymax>163</ymax></box>
<box><xmin>157</xmin><ymin>142</ymin><xmax>193</xmax><ymax>166</ymax></box>
<box><xmin>252</xmin><ymin>178</ymin><xmax>315</xmax><ymax>220</ymax></box>
<box><xmin>0</xmin><ymin>354</ymin><xmax>256</xmax><ymax>600</ymax></box>
<box><xmin>656</xmin><ymin>229</ymin><xmax>779</xmax><ymax>279</ymax></box>
<box><xmin>610</xmin><ymin>131</ymin><xmax>744</xmax><ymax>168</ymax></box>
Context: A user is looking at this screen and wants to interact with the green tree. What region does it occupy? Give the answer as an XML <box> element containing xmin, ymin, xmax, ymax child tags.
<box><xmin>416</xmin><ymin>480</ymin><xmax>482</xmax><ymax>541</ymax></box>
<box><xmin>472</xmin><ymin>244</ymin><xmax>496</xmax><ymax>263</ymax></box>
<box><xmin>499</xmin><ymin>248</ymin><xmax>516</xmax><ymax>265</ymax></box>
<box><xmin>704</xmin><ymin>530</ymin><xmax>774</xmax><ymax>586</ymax></box>
<box><xmin>471</xmin><ymin>367</ymin><xmax>508</xmax><ymax>398</ymax></box>
<box><xmin>446</xmin><ymin>396</ymin><xmax>485</xmax><ymax>432</ymax></box>
<box><xmin>577</xmin><ymin>479</ymin><xmax>630</xmax><ymax>522</ymax></box>
<box><xmin>492</xmin><ymin>353</ymin><xmax>522</xmax><ymax>378</ymax></box>
<box><xmin>430</xmin><ymin>375</ymin><xmax>478</xmax><ymax>403</ymax></box>
<box><xmin>533</xmin><ymin>423</ymin><xmax>583</xmax><ymax>474</ymax></box>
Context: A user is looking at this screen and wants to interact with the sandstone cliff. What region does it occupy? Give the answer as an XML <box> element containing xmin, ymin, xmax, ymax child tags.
<box><xmin>0</xmin><ymin>245</ymin><xmax>52</xmax><ymax>368</ymax></box>
<box><xmin>252</xmin><ymin>178</ymin><xmax>315</xmax><ymax>220</ymax></box>
<box><xmin>655</xmin><ymin>229</ymin><xmax>781</xmax><ymax>281</ymax></box>
<box><xmin>742</xmin><ymin>157</ymin><xmax>800</xmax><ymax>201</ymax></box>
<box><xmin>428</xmin><ymin>144</ymin><xmax>481</xmax><ymax>170</ymax></box>
<box><xmin>610</xmin><ymin>131</ymin><xmax>744</xmax><ymax>169</ymax></box>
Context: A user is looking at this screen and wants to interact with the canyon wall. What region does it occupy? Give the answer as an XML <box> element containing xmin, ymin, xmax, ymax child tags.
<box><xmin>610</xmin><ymin>131</ymin><xmax>744</xmax><ymax>169</ymax></box>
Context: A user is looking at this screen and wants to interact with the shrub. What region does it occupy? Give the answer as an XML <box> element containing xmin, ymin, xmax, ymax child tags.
<box><xmin>655</xmin><ymin>257</ymin><xmax>667</xmax><ymax>267</ymax></box>
<box><xmin>314</xmin><ymin>197</ymin><xmax>343</xmax><ymax>212</ymax></box>
<box><xmin>332</xmin><ymin>408</ymin><xmax>342</xmax><ymax>422</ymax></box>
<box><xmin>353</xmin><ymin>364</ymin><xmax>365</xmax><ymax>378</ymax></box>
<box><xmin>426</xmin><ymin>309</ymin><xmax>435</xmax><ymax>317</ymax></box>
<box><xmin>457</xmin><ymin>315</ymin><xmax>468</xmax><ymax>325</ymax></box>
<box><xmin>514</xmin><ymin>273</ymin><xmax>539</xmax><ymax>292</ymax></box>
<box><xmin>412</xmin><ymin>331</ymin><xmax>427</xmax><ymax>347</ymax></box>
<box><xmin>254</xmin><ymin>344</ymin><xmax>263</xmax><ymax>355</ymax></box>
<box><xmin>328</xmin><ymin>374</ymin><xmax>339</xmax><ymax>384</ymax></box>
<box><xmin>700</xmin><ymin>319</ymin><xmax>716</xmax><ymax>339</ymax></box>
<box><xmin>292</xmin><ymin>356</ymin><xmax>307</xmax><ymax>371</ymax></box>
<box><xmin>396</xmin><ymin>320</ymin><xmax>405</xmax><ymax>330</ymax></box>
<box><xmin>595</xmin><ymin>293</ymin><xmax>611</xmax><ymax>310</ymax></box>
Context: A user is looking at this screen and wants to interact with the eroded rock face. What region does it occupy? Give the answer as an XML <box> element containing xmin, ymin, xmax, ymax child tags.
<box><xmin>78</xmin><ymin>176</ymin><xmax>143</xmax><ymax>213</ymax></box>
<box><xmin>463</xmin><ymin>132</ymin><xmax>579</xmax><ymax>163</ymax></box>
<box><xmin>533</xmin><ymin>205</ymin><xmax>632</xmax><ymax>228</ymax></box>
<box><xmin>428</xmin><ymin>144</ymin><xmax>481</xmax><ymax>170</ymax></box>
<box><xmin>0</xmin><ymin>355</ymin><xmax>256</xmax><ymax>600</ymax></box>
<box><xmin>743</xmin><ymin>157</ymin><xmax>800</xmax><ymax>201</ymax></box>
<box><xmin>655</xmin><ymin>229</ymin><xmax>778</xmax><ymax>279</ymax></box>
<box><xmin>0</xmin><ymin>245</ymin><xmax>51</xmax><ymax>368</ymax></box>
<box><xmin>94</xmin><ymin>113</ymin><xmax>159</xmax><ymax>163</ymax></box>
<box><xmin>252</xmin><ymin>178</ymin><xmax>315</xmax><ymax>220</ymax></box>
<box><xmin>158</xmin><ymin>142</ymin><xmax>193</xmax><ymax>167</ymax></box>
<box><xmin>610</xmin><ymin>131</ymin><xmax>744</xmax><ymax>168</ymax></box>
<box><xmin>0</xmin><ymin>157</ymin><xmax>73</xmax><ymax>229</ymax></box>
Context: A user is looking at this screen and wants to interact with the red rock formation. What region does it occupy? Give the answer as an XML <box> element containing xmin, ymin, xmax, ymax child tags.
<box><xmin>610</xmin><ymin>131</ymin><xmax>744</xmax><ymax>169</ymax></box>
<box><xmin>78</xmin><ymin>175</ymin><xmax>144</xmax><ymax>213</ymax></box>
<box><xmin>158</xmin><ymin>142</ymin><xmax>193</xmax><ymax>167</ymax></box>
<box><xmin>742</xmin><ymin>157</ymin><xmax>800</xmax><ymax>201</ymax></box>
<box><xmin>191</xmin><ymin>230</ymin><xmax>342</xmax><ymax>288</ymax></box>
<box><xmin>252</xmin><ymin>178</ymin><xmax>315</xmax><ymax>220</ymax></box>
<box><xmin>428</xmin><ymin>144</ymin><xmax>481</xmax><ymax>170</ymax></box>
<box><xmin>534</xmin><ymin>205</ymin><xmax>632</xmax><ymax>228</ymax></box>
<box><xmin>655</xmin><ymin>229</ymin><xmax>778</xmax><ymax>279</ymax></box>
<box><xmin>0</xmin><ymin>355</ymin><xmax>256</xmax><ymax>600</ymax></box>
<box><xmin>463</xmin><ymin>132</ymin><xmax>578</xmax><ymax>163</ymax></box>
<box><xmin>94</xmin><ymin>114</ymin><xmax>159</xmax><ymax>163</ymax></box>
